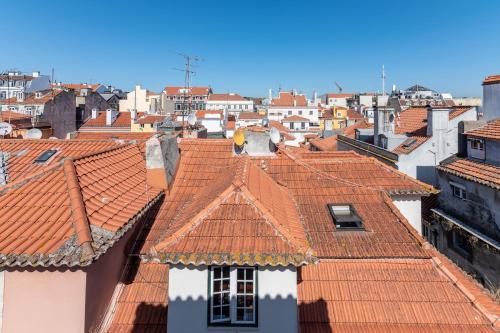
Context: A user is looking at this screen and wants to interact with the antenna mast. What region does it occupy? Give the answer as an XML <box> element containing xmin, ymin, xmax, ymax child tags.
<box><xmin>173</xmin><ymin>53</ymin><xmax>199</xmax><ymax>135</ymax></box>
<box><xmin>381</xmin><ymin>65</ymin><xmax>386</xmax><ymax>96</ymax></box>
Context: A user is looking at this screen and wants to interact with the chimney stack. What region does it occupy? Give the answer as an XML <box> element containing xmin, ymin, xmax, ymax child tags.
<box><xmin>145</xmin><ymin>135</ymin><xmax>180</xmax><ymax>191</ymax></box>
<box><xmin>91</xmin><ymin>108</ymin><xmax>98</xmax><ymax>119</ymax></box>
<box><xmin>426</xmin><ymin>106</ymin><xmax>450</xmax><ymax>157</ymax></box>
<box><xmin>105</xmin><ymin>108</ymin><xmax>117</xmax><ymax>126</ymax></box>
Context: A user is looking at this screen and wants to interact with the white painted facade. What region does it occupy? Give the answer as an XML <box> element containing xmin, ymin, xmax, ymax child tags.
<box><xmin>236</xmin><ymin>118</ymin><xmax>263</xmax><ymax>128</ymax></box>
<box><xmin>167</xmin><ymin>265</ymin><xmax>298</xmax><ymax>333</ymax></box>
<box><xmin>267</xmin><ymin>107</ymin><xmax>319</xmax><ymax>124</ymax></box>
<box><xmin>119</xmin><ymin>85</ymin><xmax>156</xmax><ymax>113</ymax></box>
<box><xmin>391</xmin><ymin>195</ymin><xmax>423</xmax><ymax>234</ymax></box>
<box><xmin>0</xmin><ymin>71</ymin><xmax>50</xmax><ymax>100</ymax></box>
<box><xmin>206</xmin><ymin>98</ymin><xmax>254</xmax><ymax>114</ymax></box>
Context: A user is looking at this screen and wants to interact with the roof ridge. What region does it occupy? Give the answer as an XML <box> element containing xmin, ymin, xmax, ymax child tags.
<box><xmin>63</xmin><ymin>159</ymin><xmax>95</xmax><ymax>261</ymax></box>
<box><xmin>152</xmin><ymin>184</ymin><xmax>237</xmax><ymax>254</ymax></box>
<box><xmin>71</xmin><ymin>142</ymin><xmax>130</xmax><ymax>162</ymax></box>
<box><xmin>239</xmin><ymin>183</ymin><xmax>313</xmax><ymax>256</ymax></box>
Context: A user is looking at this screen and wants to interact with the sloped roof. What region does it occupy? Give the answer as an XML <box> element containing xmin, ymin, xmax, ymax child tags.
<box><xmin>465</xmin><ymin>119</ymin><xmax>500</xmax><ymax>140</ymax></box>
<box><xmin>207</xmin><ymin>93</ymin><xmax>247</xmax><ymax>101</ymax></box>
<box><xmin>1</xmin><ymin>90</ymin><xmax>63</xmax><ymax>105</ymax></box>
<box><xmin>81</xmin><ymin>111</ymin><xmax>138</xmax><ymax>129</ymax></box>
<box><xmin>149</xmin><ymin>159</ymin><xmax>315</xmax><ymax>266</ymax></box>
<box><xmin>483</xmin><ymin>75</ymin><xmax>500</xmax><ymax>85</ymax></box>
<box><xmin>271</xmin><ymin>92</ymin><xmax>308</xmax><ymax>107</ymax></box>
<box><xmin>437</xmin><ymin>156</ymin><xmax>500</xmax><ymax>190</ymax></box>
<box><xmin>58</xmin><ymin>83</ymin><xmax>102</xmax><ymax>91</ymax></box>
<box><xmin>163</xmin><ymin>86</ymin><xmax>211</xmax><ymax>95</ymax></box>
<box><xmin>195</xmin><ymin>109</ymin><xmax>223</xmax><ymax>119</ymax></box>
<box><xmin>74</xmin><ymin>132</ymin><xmax>157</xmax><ymax>140</ymax></box>
<box><xmin>137</xmin><ymin>115</ymin><xmax>165</xmax><ymax>125</ymax></box>
<box><xmin>346</xmin><ymin>108</ymin><xmax>363</xmax><ymax>120</ymax></box>
<box><xmin>0</xmin><ymin>144</ymin><xmax>162</xmax><ymax>267</ymax></box>
<box><xmin>283</xmin><ymin>115</ymin><xmax>309</xmax><ymax>122</ymax></box>
<box><xmin>299</xmin><ymin>258</ymin><xmax>496</xmax><ymax>333</ymax></box>
<box><xmin>0</xmin><ymin>111</ymin><xmax>32</xmax><ymax>121</ymax></box>
<box><xmin>310</xmin><ymin>120</ymin><xmax>372</xmax><ymax>151</ymax></box>
<box><xmin>326</xmin><ymin>93</ymin><xmax>353</xmax><ymax>99</ymax></box>
<box><xmin>0</xmin><ymin>139</ymin><xmax>120</xmax><ymax>183</ymax></box>
<box><xmin>238</xmin><ymin>112</ymin><xmax>264</xmax><ymax>120</ymax></box>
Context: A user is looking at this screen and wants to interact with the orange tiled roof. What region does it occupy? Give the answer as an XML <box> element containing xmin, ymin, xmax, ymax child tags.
<box><xmin>0</xmin><ymin>139</ymin><xmax>120</xmax><ymax>183</ymax></box>
<box><xmin>299</xmin><ymin>258</ymin><xmax>497</xmax><ymax>333</ymax></box>
<box><xmin>310</xmin><ymin>120</ymin><xmax>372</xmax><ymax>151</ymax></box>
<box><xmin>74</xmin><ymin>132</ymin><xmax>157</xmax><ymax>140</ymax></box>
<box><xmin>59</xmin><ymin>83</ymin><xmax>101</xmax><ymax>91</ymax></box>
<box><xmin>226</xmin><ymin>120</ymin><xmax>235</xmax><ymax>129</ymax></box>
<box><xmin>465</xmin><ymin>119</ymin><xmax>500</xmax><ymax>140</ymax></box>
<box><xmin>271</xmin><ymin>92</ymin><xmax>308</xmax><ymax>107</ymax></box>
<box><xmin>207</xmin><ymin>93</ymin><xmax>247</xmax><ymax>101</ymax></box>
<box><xmin>283</xmin><ymin>115</ymin><xmax>309</xmax><ymax>122</ymax></box>
<box><xmin>0</xmin><ymin>144</ymin><xmax>162</xmax><ymax>267</ymax></box>
<box><xmin>0</xmin><ymin>111</ymin><xmax>31</xmax><ymax>121</ymax></box>
<box><xmin>148</xmin><ymin>159</ymin><xmax>315</xmax><ymax>266</ymax></box>
<box><xmin>437</xmin><ymin>156</ymin><xmax>500</xmax><ymax>189</ymax></box>
<box><xmin>137</xmin><ymin>115</ymin><xmax>165</xmax><ymax>125</ymax></box>
<box><xmin>195</xmin><ymin>109</ymin><xmax>223</xmax><ymax>119</ymax></box>
<box><xmin>81</xmin><ymin>111</ymin><xmax>136</xmax><ymax>128</ymax></box>
<box><xmin>1</xmin><ymin>90</ymin><xmax>63</xmax><ymax>105</ymax></box>
<box><xmin>346</xmin><ymin>108</ymin><xmax>363</xmax><ymax>119</ymax></box>
<box><xmin>237</xmin><ymin>112</ymin><xmax>264</xmax><ymax>120</ymax></box>
<box><xmin>483</xmin><ymin>74</ymin><xmax>500</xmax><ymax>85</ymax></box>
<box><xmin>163</xmin><ymin>86</ymin><xmax>210</xmax><ymax>95</ymax></box>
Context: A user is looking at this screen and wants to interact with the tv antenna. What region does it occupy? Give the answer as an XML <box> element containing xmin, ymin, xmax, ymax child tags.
<box><xmin>171</xmin><ymin>53</ymin><xmax>201</xmax><ymax>134</ymax></box>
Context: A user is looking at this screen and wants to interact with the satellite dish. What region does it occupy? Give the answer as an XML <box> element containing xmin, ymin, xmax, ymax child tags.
<box><xmin>24</xmin><ymin>128</ymin><xmax>43</xmax><ymax>139</ymax></box>
<box><xmin>262</xmin><ymin>118</ymin><xmax>269</xmax><ymax>127</ymax></box>
<box><xmin>270</xmin><ymin>126</ymin><xmax>280</xmax><ymax>144</ymax></box>
<box><xmin>0</xmin><ymin>122</ymin><xmax>13</xmax><ymax>136</ymax></box>
<box><xmin>233</xmin><ymin>128</ymin><xmax>245</xmax><ymax>147</ymax></box>
<box><xmin>187</xmin><ymin>114</ymin><xmax>197</xmax><ymax>126</ymax></box>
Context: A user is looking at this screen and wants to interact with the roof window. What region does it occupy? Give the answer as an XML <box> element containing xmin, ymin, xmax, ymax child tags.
<box><xmin>328</xmin><ymin>204</ymin><xmax>364</xmax><ymax>231</ymax></box>
<box><xmin>34</xmin><ymin>149</ymin><xmax>58</xmax><ymax>163</ymax></box>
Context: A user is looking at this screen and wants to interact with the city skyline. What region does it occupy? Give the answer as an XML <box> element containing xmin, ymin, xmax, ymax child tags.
<box><xmin>2</xmin><ymin>0</ymin><xmax>500</xmax><ymax>97</ymax></box>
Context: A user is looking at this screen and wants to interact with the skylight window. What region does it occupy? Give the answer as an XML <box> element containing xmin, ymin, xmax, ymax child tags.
<box><xmin>34</xmin><ymin>149</ymin><xmax>58</xmax><ymax>163</ymax></box>
<box><xmin>328</xmin><ymin>204</ymin><xmax>364</xmax><ymax>231</ymax></box>
<box><xmin>402</xmin><ymin>138</ymin><xmax>417</xmax><ymax>148</ymax></box>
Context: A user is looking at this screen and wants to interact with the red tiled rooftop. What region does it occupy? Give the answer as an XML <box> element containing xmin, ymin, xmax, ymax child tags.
<box><xmin>0</xmin><ymin>139</ymin><xmax>120</xmax><ymax>183</ymax></box>
<box><xmin>237</xmin><ymin>112</ymin><xmax>264</xmax><ymax>120</ymax></box>
<box><xmin>0</xmin><ymin>144</ymin><xmax>162</xmax><ymax>267</ymax></box>
<box><xmin>207</xmin><ymin>93</ymin><xmax>247</xmax><ymax>101</ymax></box>
<box><xmin>483</xmin><ymin>75</ymin><xmax>500</xmax><ymax>85</ymax></box>
<box><xmin>465</xmin><ymin>119</ymin><xmax>500</xmax><ymax>140</ymax></box>
<box><xmin>346</xmin><ymin>108</ymin><xmax>363</xmax><ymax>120</ymax></box>
<box><xmin>163</xmin><ymin>86</ymin><xmax>210</xmax><ymax>95</ymax></box>
<box><xmin>74</xmin><ymin>132</ymin><xmax>157</xmax><ymax>140</ymax></box>
<box><xmin>283</xmin><ymin>115</ymin><xmax>309</xmax><ymax>122</ymax></box>
<box><xmin>195</xmin><ymin>109</ymin><xmax>223</xmax><ymax>119</ymax></box>
<box><xmin>310</xmin><ymin>120</ymin><xmax>372</xmax><ymax>151</ymax></box>
<box><xmin>299</xmin><ymin>258</ymin><xmax>497</xmax><ymax>333</ymax></box>
<box><xmin>58</xmin><ymin>83</ymin><xmax>102</xmax><ymax>91</ymax></box>
<box><xmin>326</xmin><ymin>93</ymin><xmax>353</xmax><ymax>99</ymax></box>
<box><xmin>0</xmin><ymin>111</ymin><xmax>32</xmax><ymax>121</ymax></box>
<box><xmin>137</xmin><ymin>115</ymin><xmax>165</xmax><ymax>125</ymax></box>
<box><xmin>271</xmin><ymin>92</ymin><xmax>308</xmax><ymax>107</ymax></box>
<box><xmin>81</xmin><ymin>111</ymin><xmax>137</xmax><ymax>128</ymax></box>
<box><xmin>437</xmin><ymin>156</ymin><xmax>500</xmax><ymax>190</ymax></box>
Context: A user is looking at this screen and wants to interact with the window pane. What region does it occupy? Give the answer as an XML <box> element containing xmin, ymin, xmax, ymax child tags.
<box><xmin>245</xmin><ymin>295</ymin><xmax>253</xmax><ymax>307</ymax></box>
<box><xmin>213</xmin><ymin>294</ymin><xmax>221</xmax><ymax>306</ymax></box>
<box><xmin>237</xmin><ymin>295</ymin><xmax>244</xmax><ymax>306</ymax></box>
<box><xmin>221</xmin><ymin>305</ymin><xmax>230</xmax><ymax>319</ymax></box>
<box><xmin>222</xmin><ymin>280</ymin><xmax>230</xmax><ymax>291</ymax></box>
<box><xmin>214</xmin><ymin>267</ymin><xmax>221</xmax><ymax>279</ymax></box>
<box><xmin>222</xmin><ymin>267</ymin><xmax>230</xmax><ymax>278</ymax></box>
<box><xmin>245</xmin><ymin>268</ymin><xmax>253</xmax><ymax>280</ymax></box>
<box><xmin>237</xmin><ymin>269</ymin><xmax>244</xmax><ymax>280</ymax></box>
<box><xmin>237</xmin><ymin>282</ymin><xmax>245</xmax><ymax>293</ymax></box>
<box><xmin>246</xmin><ymin>283</ymin><xmax>253</xmax><ymax>293</ymax></box>
<box><xmin>214</xmin><ymin>280</ymin><xmax>221</xmax><ymax>292</ymax></box>
<box><xmin>222</xmin><ymin>292</ymin><xmax>230</xmax><ymax>305</ymax></box>
<box><xmin>237</xmin><ymin>308</ymin><xmax>244</xmax><ymax>321</ymax></box>
<box><xmin>244</xmin><ymin>309</ymin><xmax>253</xmax><ymax>321</ymax></box>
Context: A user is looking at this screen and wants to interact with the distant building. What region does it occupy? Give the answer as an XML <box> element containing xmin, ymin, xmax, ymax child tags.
<box><xmin>79</xmin><ymin>109</ymin><xmax>135</xmax><ymax>133</ymax></box>
<box><xmin>99</xmin><ymin>92</ymin><xmax>121</xmax><ymax>111</ymax></box>
<box><xmin>235</xmin><ymin>112</ymin><xmax>264</xmax><ymax>128</ymax></box>
<box><xmin>119</xmin><ymin>85</ymin><xmax>161</xmax><ymax>113</ymax></box>
<box><xmin>337</xmin><ymin>105</ymin><xmax>478</xmax><ymax>188</ymax></box>
<box><xmin>429</xmin><ymin>119</ymin><xmax>500</xmax><ymax>292</ymax></box>
<box><xmin>0</xmin><ymin>71</ymin><xmax>50</xmax><ymax>100</ymax></box>
<box><xmin>0</xmin><ymin>90</ymin><xmax>76</xmax><ymax>138</ymax></box>
<box><xmin>320</xmin><ymin>93</ymin><xmax>354</xmax><ymax>107</ymax></box>
<box><xmin>482</xmin><ymin>74</ymin><xmax>500</xmax><ymax>120</ymax></box>
<box><xmin>162</xmin><ymin>86</ymin><xmax>212</xmax><ymax>113</ymax></box>
<box><xmin>267</xmin><ymin>91</ymin><xmax>319</xmax><ymax>124</ymax></box>
<box><xmin>194</xmin><ymin>109</ymin><xmax>224</xmax><ymax>134</ymax></box>
<box><xmin>206</xmin><ymin>93</ymin><xmax>254</xmax><ymax>115</ymax></box>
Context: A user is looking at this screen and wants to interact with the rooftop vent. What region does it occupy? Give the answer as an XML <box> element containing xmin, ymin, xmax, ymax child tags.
<box><xmin>402</xmin><ymin>138</ymin><xmax>417</xmax><ymax>149</ymax></box>
<box><xmin>34</xmin><ymin>149</ymin><xmax>57</xmax><ymax>163</ymax></box>
<box><xmin>328</xmin><ymin>204</ymin><xmax>364</xmax><ymax>231</ymax></box>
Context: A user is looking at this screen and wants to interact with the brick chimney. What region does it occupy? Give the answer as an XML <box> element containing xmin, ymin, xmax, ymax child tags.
<box><xmin>145</xmin><ymin>135</ymin><xmax>180</xmax><ymax>191</ymax></box>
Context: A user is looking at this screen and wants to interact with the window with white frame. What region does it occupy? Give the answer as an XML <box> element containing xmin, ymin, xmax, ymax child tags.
<box><xmin>450</xmin><ymin>182</ymin><xmax>466</xmax><ymax>200</ymax></box>
<box><xmin>209</xmin><ymin>266</ymin><xmax>256</xmax><ymax>326</ymax></box>
<box><xmin>470</xmin><ymin>138</ymin><xmax>484</xmax><ymax>151</ymax></box>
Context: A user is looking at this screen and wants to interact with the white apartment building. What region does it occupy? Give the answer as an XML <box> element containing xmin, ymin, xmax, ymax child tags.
<box><xmin>267</xmin><ymin>91</ymin><xmax>319</xmax><ymax>124</ymax></box>
<box><xmin>0</xmin><ymin>71</ymin><xmax>50</xmax><ymax>101</ymax></box>
<box><xmin>206</xmin><ymin>93</ymin><xmax>253</xmax><ymax>115</ymax></box>
<box><xmin>119</xmin><ymin>85</ymin><xmax>160</xmax><ymax>113</ymax></box>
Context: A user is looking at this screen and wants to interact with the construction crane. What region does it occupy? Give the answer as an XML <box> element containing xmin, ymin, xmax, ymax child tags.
<box><xmin>334</xmin><ymin>81</ymin><xmax>343</xmax><ymax>93</ymax></box>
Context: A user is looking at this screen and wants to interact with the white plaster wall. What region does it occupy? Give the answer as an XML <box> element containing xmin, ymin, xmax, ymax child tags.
<box><xmin>119</xmin><ymin>86</ymin><xmax>150</xmax><ymax>112</ymax></box>
<box><xmin>201</xmin><ymin>119</ymin><xmax>222</xmax><ymax>133</ymax></box>
<box><xmin>167</xmin><ymin>265</ymin><xmax>298</xmax><ymax>333</ymax></box>
<box><xmin>391</xmin><ymin>195</ymin><xmax>423</xmax><ymax>234</ymax></box>
<box><xmin>267</xmin><ymin>107</ymin><xmax>319</xmax><ymax>123</ymax></box>
<box><xmin>206</xmin><ymin>100</ymin><xmax>254</xmax><ymax>111</ymax></box>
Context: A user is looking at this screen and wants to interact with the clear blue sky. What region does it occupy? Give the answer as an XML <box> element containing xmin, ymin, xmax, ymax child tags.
<box><xmin>3</xmin><ymin>0</ymin><xmax>500</xmax><ymax>97</ymax></box>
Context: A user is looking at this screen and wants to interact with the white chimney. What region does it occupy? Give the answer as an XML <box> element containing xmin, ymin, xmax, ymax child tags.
<box><xmin>131</xmin><ymin>109</ymin><xmax>137</xmax><ymax>122</ymax></box>
<box><xmin>427</xmin><ymin>107</ymin><xmax>450</xmax><ymax>157</ymax></box>
<box><xmin>32</xmin><ymin>71</ymin><xmax>40</xmax><ymax>78</ymax></box>
<box><xmin>91</xmin><ymin>108</ymin><xmax>98</xmax><ymax>119</ymax></box>
<box><xmin>105</xmin><ymin>108</ymin><xmax>117</xmax><ymax>126</ymax></box>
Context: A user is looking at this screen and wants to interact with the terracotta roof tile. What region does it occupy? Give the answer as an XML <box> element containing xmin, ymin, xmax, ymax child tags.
<box><xmin>483</xmin><ymin>75</ymin><xmax>500</xmax><ymax>85</ymax></box>
<box><xmin>74</xmin><ymin>132</ymin><xmax>157</xmax><ymax>140</ymax></box>
<box><xmin>0</xmin><ymin>143</ymin><xmax>162</xmax><ymax>267</ymax></box>
<box><xmin>465</xmin><ymin>119</ymin><xmax>500</xmax><ymax>140</ymax></box>
<box><xmin>136</xmin><ymin>115</ymin><xmax>165</xmax><ymax>125</ymax></box>
<box><xmin>437</xmin><ymin>156</ymin><xmax>500</xmax><ymax>189</ymax></box>
<box><xmin>310</xmin><ymin>120</ymin><xmax>372</xmax><ymax>151</ymax></box>
<box><xmin>283</xmin><ymin>115</ymin><xmax>309</xmax><ymax>122</ymax></box>
<box><xmin>299</xmin><ymin>259</ymin><xmax>497</xmax><ymax>332</ymax></box>
<box><xmin>326</xmin><ymin>93</ymin><xmax>354</xmax><ymax>99</ymax></box>
<box><xmin>207</xmin><ymin>93</ymin><xmax>247</xmax><ymax>101</ymax></box>
<box><xmin>0</xmin><ymin>139</ymin><xmax>120</xmax><ymax>183</ymax></box>
<box><xmin>0</xmin><ymin>111</ymin><xmax>32</xmax><ymax>121</ymax></box>
<box><xmin>163</xmin><ymin>86</ymin><xmax>210</xmax><ymax>95</ymax></box>
<box><xmin>271</xmin><ymin>92</ymin><xmax>308</xmax><ymax>107</ymax></box>
<box><xmin>82</xmin><ymin>111</ymin><xmax>137</xmax><ymax>129</ymax></box>
<box><xmin>237</xmin><ymin>112</ymin><xmax>264</xmax><ymax>120</ymax></box>
<box><xmin>346</xmin><ymin>108</ymin><xmax>363</xmax><ymax>119</ymax></box>
<box><xmin>195</xmin><ymin>110</ymin><xmax>223</xmax><ymax>119</ymax></box>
